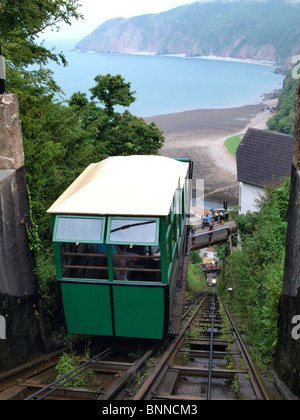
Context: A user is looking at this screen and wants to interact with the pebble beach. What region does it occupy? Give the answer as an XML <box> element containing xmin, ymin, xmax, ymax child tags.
<box><xmin>145</xmin><ymin>98</ymin><xmax>278</xmax><ymax>207</ymax></box>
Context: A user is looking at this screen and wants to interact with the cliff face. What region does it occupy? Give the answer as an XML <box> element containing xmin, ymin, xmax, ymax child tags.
<box><xmin>0</xmin><ymin>94</ymin><xmax>46</xmax><ymax>370</ymax></box>
<box><xmin>0</xmin><ymin>167</ymin><xmax>45</xmax><ymax>371</ymax></box>
<box><xmin>0</xmin><ymin>167</ymin><xmax>36</xmax><ymax>297</ymax></box>
<box><xmin>75</xmin><ymin>1</ymin><xmax>300</xmax><ymax>65</ymax></box>
<box><xmin>274</xmin><ymin>80</ymin><xmax>300</xmax><ymax>397</ymax></box>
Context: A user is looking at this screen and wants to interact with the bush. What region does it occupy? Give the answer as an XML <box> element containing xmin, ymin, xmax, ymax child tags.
<box><xmin>217</xmin><ymin>177</ymin><xmax>290</xmax><ymax>363</ymax></box>
<box><xmin>187</xmin><ymin>251</ymin><xmax>207</xmax><ymax>293</ymax></box>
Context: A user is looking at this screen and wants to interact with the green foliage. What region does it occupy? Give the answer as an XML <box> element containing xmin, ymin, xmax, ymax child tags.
<box><xmin>187</xmin><ymin>251</ymin><xmax>207</xmax><ymax>293</ymax></box>
<box><xmin>35</xmin><ymin>250</ymin><xmax>58</xmax><ymax>317</ymax></box>
<box><xmin>189</xmin><ymin>250</ymin><xmax>202</xmax><ymax>265</ymax></box>
<box><xmin>90</xmin><ymin>74</ymin><xmax>136</xmax><ymax>117</ymax></box>
<box><xmin>217</xmin><ymin>177</ymin><xmax>290</xmax><ymax>364</ymax></box>
<box><xmin>0</xmin><ymin>0</ymin><xmax>82</xmax><ymax>68</ymax></box>
<box><xmin>267</xmin><ymin>74</ymin><xmax>298</xmax><ymax>134</ymax></box>
<box><xmin>55</xmin><ymin>350</ymin><xmax>98</xmax><ymax>388</ymax></box>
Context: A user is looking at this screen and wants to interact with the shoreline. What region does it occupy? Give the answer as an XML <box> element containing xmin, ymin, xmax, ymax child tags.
<box><xmin>145</xmin><ymin>97</ymin><xmax>277</xmax><ymax>125</ymax></box>
<box><xmin>81</xmin><ymin>49</ymin><xmax>278</xmax><ymax>67</ymax></box>
<box><xmin>145</xmin><ymin>97</ymin><xmax>278</xmax><ymax>207</ymax></box>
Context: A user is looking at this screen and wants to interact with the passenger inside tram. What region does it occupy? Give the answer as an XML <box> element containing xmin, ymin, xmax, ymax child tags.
<box><xmin>60</xmin><ymin>218</ymin><xmax>162</xmax><ymax>282</ymax></box>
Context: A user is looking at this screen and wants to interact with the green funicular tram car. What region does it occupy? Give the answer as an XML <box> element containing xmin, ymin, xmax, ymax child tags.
<box><xmin>48</xmin><ymin>155</ymin><xmax>193</xmax><ymax>340</ymax></box>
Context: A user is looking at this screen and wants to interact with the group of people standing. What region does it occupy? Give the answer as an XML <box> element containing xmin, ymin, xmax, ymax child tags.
<box><xmin>201</xmin><ymin>210</ymin><xmax>225</xmax><ymax>230</ymax></box>
<box><xmin>190</xmin><ymin>208</ymin><xmax>227</xmax><ymax>245</ymax></box>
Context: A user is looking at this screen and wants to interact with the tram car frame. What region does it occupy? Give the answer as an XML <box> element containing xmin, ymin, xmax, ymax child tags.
<box><xmin>48</xmin><ymin>155</ymin><xmax>193</xmax><ymax>340</ymax></box>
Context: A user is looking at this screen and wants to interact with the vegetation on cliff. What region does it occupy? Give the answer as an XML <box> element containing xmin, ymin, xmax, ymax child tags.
<box><xmin>267</xmin><ymin>71</ymin><xmax>299</xmax><ymax>135</ymax></box>
<box><xmin>217</xmin><ymin>177</ymin><xmax>291</xmax><ymax>364</ymax></box>
<box><xmin>76</xmin><ymin>0</ymin><xmax>300</xmax><ymax>65</ymax></box>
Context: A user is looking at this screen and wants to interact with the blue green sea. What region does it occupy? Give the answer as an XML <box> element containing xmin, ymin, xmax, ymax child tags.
<box><xmin>44</xmin><ymin>38</ymin><xmax>283</xmax><ymax>117</ymax></box>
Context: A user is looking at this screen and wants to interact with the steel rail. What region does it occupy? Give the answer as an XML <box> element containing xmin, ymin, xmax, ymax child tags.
<box><xmin>98</xmin><ymin>346</ymin><xmax>158</xmax><ymax>400</ymax></box>
<box><xmin>131</xmin><ymin>291</ymin><xmax>209</xmax><ymax>400</ymax></box>
<box><xmin>133</xmin><ymin>292</ymin><xmax>273</xmax><ymax>401</ymax></box>
<box><xmin>0</xmin><ymin>339</ymin><xmax>94</xmax><ymax>394</ymax></box>
<box><xmin>25</xmin><ymin>347</ymin><xmax>112</xmax><ymax>400</ymax></box>
<box><xmin>182</xmin><ymin>289</ymin><xmax>208</xmax><ymax>321</ymax></box>
<box><xmin>207</xmin><ymin>287</ymin><xmax>215</xmax><ymax>400</ymax></box>
<box><xmin>221</xmin><ymin>299</ymin><xmax>273</xmax><ymax>401</ymax></box>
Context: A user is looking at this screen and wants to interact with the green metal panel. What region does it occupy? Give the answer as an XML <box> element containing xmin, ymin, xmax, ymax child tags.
<box><xmin>107</xmin><ymin>245</ymin><xmax>114</xmax><ymax>282</ymax></box>
<box><xmin>159</xmin><ymin>218</ymin><xmax>168</xmax><ymax>284</ymax></box>
<box><xmin>53</xmin><ymin>242</ymin><xmax>62</xmax><ymax>279</ymax></box>
<box><xmin>113</xmin><ymin>285</ymin><xmax>165</xmax><ymax>339</ymax></box>
<box><xmin>60</xmin><ymin>282</ymin><xmax>113</xmax><ymax>336</ymax></box>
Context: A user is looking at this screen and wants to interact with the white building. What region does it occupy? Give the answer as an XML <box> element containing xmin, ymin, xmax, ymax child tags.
<box><xmin>236</xmin><ymin>128</ymin><xmax>294</xmax><ymax>214</ymax></box>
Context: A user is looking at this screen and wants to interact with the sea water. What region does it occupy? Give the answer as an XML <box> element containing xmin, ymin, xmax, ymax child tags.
<box><xmin>42</xmin><ymin>38</ymin><xmax>283</xmax><ymax>118</ymax></box>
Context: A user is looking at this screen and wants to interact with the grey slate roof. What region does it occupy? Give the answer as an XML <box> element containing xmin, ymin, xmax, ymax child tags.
<box><xmin>236</xmin><ymin>128</ymin><xmax>294</xmax><ymax>188</ymax></box>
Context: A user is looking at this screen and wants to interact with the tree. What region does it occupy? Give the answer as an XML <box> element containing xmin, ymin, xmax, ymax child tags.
<box><xmin>103</xmin><ymin>110</ymin><xmax>165</xmax><ymax>156</ymax></box>
<box><xmin>90</xmin><ymin>74</ymin><xmax>137</xmax><ymax>117</ymax></box>
<box><xmin>0</xmin><ymin>0</ymin><xmax>82</xmax><ymax>67</ymax></box>
<box><xmin>69</xmin><ymin>74</ymin><xmax>164</xmax><ymax>156</ymax></box>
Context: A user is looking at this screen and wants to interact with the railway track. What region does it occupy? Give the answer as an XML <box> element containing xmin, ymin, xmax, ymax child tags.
<box><xmin>0</xmin><ymin>340</ymin><xmax>159</xmax><ymax>400</ymax></box>
<box><xmin>131</xmin><ymin>290</ymin><xmax>273</xmax><ymax>401</ymax></box>
<box><xmin>0</xmin><ymin>289</ymin><xmax>275</xmax><ymax>401</ymax></box>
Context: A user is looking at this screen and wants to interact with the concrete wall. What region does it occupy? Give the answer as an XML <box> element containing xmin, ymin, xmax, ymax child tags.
<box><xmin>274</xmin><ymin>80</ymin><xmax>300</xmax><ymax>397</ymax></box>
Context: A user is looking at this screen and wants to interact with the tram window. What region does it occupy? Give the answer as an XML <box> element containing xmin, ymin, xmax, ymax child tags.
<box><xmin>54</xmin><ymin>217</ymin><xmax>104</xmax><ymax>243</ymax></box>
<box><xmin>60</xmin><ymin>242</ymin><xmax>109</xmax><ymax>280</ymax></box>
<box><xmin>111</xmin><ymin>245</ymin><xmax>161</xmax><ymax>282</ymax></box>
<box><xmin>107</xmin><ymin>218</ymin><xmax>159</xmax><ymax>245</ymax></box>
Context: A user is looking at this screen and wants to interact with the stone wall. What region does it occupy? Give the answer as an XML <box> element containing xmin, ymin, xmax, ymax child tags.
<box><xmin>274</xmin><ymin>80</ymin><xmax>300</xmax><ymax>397</ymax></box>
<box><xmin>0</xmin><ymin>167</ymin><xmax>36</xmax><ymax>296</ymax></box>
<box><xmin>0</xmin><ymin>94</ymin><xmax>46</xmax><ymax>371</ymax></box>
<box><xmin>0</xmin><ymin>94</ymin><xmax>24</xmax><ymax>170</ymax></box>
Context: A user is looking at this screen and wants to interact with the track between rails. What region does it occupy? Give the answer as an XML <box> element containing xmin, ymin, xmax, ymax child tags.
<box><xmin>0</xmin><ymin>289</ymin><xmax>274</xmax><ymax>401</ymax></box>
<box><xmin>0</xmin><ymin>341</ymin><xmax>159</xmax><ymax>400</ymax></box>
<box><xmin>131</xmin><ymin>290</ymin><xmax>273</xmax><ymax>401</ymax></box>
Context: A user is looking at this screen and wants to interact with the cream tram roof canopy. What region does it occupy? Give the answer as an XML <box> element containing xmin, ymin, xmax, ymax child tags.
<box><xmin>47</xmin><ymin>155</ymin><xmax>189</xmax><ymax>217</ymax></box>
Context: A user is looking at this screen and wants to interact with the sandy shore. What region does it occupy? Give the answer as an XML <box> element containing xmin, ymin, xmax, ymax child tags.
<box><xmin>145</xmin><ymin>98</ymin><xmax>278</xmax><ymax>207</ymax></box>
